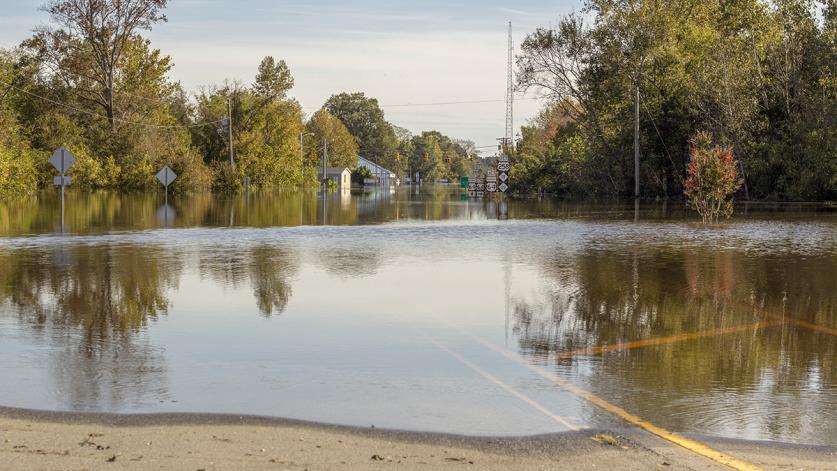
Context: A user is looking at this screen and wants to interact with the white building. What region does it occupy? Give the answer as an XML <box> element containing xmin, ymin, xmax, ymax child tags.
<box><xmin>357</xmin><ymin>156</ymin><xmax>397</xmax><ymax>186</ymax></box>
<box><xmin>318</xmin><ymin>167</ymin><xmax>352</xmax><ymax>188</ymax></box>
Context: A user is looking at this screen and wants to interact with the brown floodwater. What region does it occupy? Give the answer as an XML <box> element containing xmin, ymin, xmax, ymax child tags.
<box><xmin>0</xmin><ymin>187</ymin><xmax>835</xmax><ymax>445</ymax></box>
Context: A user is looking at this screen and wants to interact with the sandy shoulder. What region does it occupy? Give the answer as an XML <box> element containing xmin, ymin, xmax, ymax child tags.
<box><xmin>0</xmin><ymin>412</ymin><xmax>835</xmax><ymax>470</ymax></box>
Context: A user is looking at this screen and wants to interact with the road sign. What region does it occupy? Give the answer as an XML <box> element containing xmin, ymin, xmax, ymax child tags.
<box><xmin>53</xmin><ymin>176</ymin><xmax>71</xmax><ymax>186</ymax></box>
<box><xmin>486</xmin><ymin>182</ymin><xmax>497</xmax><ymax>192</ymax></box>
<box><xmin>467</xmin><ymin>190</ymin><xmax>476</xmax><ymax>197</ymax></box>
<box><xmin>460</xmin><ymin>176</ymin><xmax>469</xmax><ymax>189</ymax></box>
<box><xmin>499</xmin><ymin>182</ymin><xmax>509</xmax><ymax>193</ymax></box>
<box><xmin>498</xmin><ymin>154</ymin><xmax>509</xmax><ymax>162</ymax></box>
<box><xmin>476</xmin><ymin>191</ymin><xmax>485</xmax><ymax>197</ymax></box>
<box><xmin>156</xmin><ymin>166</ymin><xmax>177</xmax><ymax>187</ymax></box>
<box><xmin>476</xmin><ymin>182</ymin><xmax>485</xmax><ymax>191</ymax></box>
<box><xmin>497</xmin><ymin>161</ymin><xmax>510</xmax><ymax>172</ymax></box>
<box><xmin>49</xmin><ymin>147</ymin><xmax>76</xmax><ymax>174</ymax></box>
<box><xmin>499</xmin><ymin>172</ymin><xmax>509</xmax><ymax>182</ymax></box>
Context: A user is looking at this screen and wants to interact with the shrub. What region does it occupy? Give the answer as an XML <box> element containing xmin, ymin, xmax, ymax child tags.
<box><xmin>352</xmin><ymin>165</ymin><xmax>372</xmax><ymax>185</ymax></box>
<box><xmin>684</xmin><ymin>132</ymin><xmax>742</xmax><ymax>224</ymax></box>
<box><xmin>0</xmin><ymin>145</ymin><xmax>38</xmax><ymax>198</ymax></box>
<box><xmin>211</xmin><ymin>160</ymin><xmax>244</xmax><ymax>193</ymax></box>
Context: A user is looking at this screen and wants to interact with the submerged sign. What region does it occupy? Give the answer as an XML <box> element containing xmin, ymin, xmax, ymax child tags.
<box><xmin>49</xmin><ymin>147</ymin><xmax>76</xmax><ymax>175</ymax></box>
<box><xmin>156</xmin><ymin>166</ymin><xmax>177</xmax><ymax>188</ymax></box>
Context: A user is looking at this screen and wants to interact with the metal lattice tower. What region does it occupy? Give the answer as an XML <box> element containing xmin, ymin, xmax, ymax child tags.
<box><xmin>505</xmin><ymin>21</ymin><xmax>514</xmax><ymax>149</ymax></box>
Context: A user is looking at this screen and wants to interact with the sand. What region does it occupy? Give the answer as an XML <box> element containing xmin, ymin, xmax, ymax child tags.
<box><xmin>0</xmin><ymin>409</ymin><xmax>835</xmax><ymax>470</ymax></box>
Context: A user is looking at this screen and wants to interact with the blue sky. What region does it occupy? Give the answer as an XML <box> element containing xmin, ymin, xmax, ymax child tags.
<box><xmin>0</xmin><ymin>0</ymin><xmax>582</xmax><ymax>148</ymax></box>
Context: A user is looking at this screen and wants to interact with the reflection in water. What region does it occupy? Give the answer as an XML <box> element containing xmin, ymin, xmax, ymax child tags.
<box><xmin>512</xmin><ymin>244</ymin><xmax>837</xmax><ymax>443</ymax></box>
<box><xmin>0</xmin><ymin>191</ymin><xmax>836</xmax><ymax>443</ymax></box>
<box><xmin>249</xmin><ymin>246</ymin><xmax>298</xmax><ymax>317</ymax></box>
<box><xmin>0</xmin><ymin>245</ymin><xmax>181</xmax><ymax>410</ymax></box>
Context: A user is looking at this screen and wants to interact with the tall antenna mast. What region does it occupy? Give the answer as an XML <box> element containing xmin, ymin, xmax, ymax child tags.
<box><xmin>505</xmin><ymin>21</ymin><xmax>514</xmax><ymax>151</ymax></box>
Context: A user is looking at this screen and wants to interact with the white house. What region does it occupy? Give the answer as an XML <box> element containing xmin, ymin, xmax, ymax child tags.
<box><xmin>357</xmin><ymin>156</ymin><xmax>397</xmax><ymax>186</ymax></box>
<box><xmin>318</xmin><ymin>167</ymin><xmax>352</xmax><ymax>188</ymax></box>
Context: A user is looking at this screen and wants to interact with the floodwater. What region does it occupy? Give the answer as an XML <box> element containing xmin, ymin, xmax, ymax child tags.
<box><xmin>0</xmin><ymin>188</ymin><xmax>835</xmax><ymax>446</ymax></box>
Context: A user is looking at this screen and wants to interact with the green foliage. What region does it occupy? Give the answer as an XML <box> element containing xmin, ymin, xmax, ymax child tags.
<box><xmin>305</xmin><ymin>109</ymin><xmax>358</xmax><ymax>169</ymax></box>
<box><xmin>515</xmin><ymin>0</ymin><xmax>837</xmax><ymax>200</ymax></box>
<box><xmin>352</xmin><ymin>165</ymin><xmax>373</xmax><ymax>185</ymax></box>
<box><xmin>324</xmin><ymin>92</ymin><xmax>398</xmax><ymax>163</ymax></box>
<box><xmin>406</xmin><ymin>131</ymin><xmax>472</xmax><ymax>182</ymax></box>
<box><xmin>254</xmin><ymin>56</ymin><xmax>294</xmax><ymax>99</ymax></box>
<box><xmin>0</xmin><ymin>146</ymin><xmax>38</xmax><ymax>199</ymax></box>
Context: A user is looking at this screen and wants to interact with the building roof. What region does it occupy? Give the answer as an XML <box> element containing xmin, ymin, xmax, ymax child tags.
<box><xmin>358</xmin><ymin>156</ymin><xmax>395</xmax><ymax>178</ymax></box>
<box><xmin>318</xmin><ymin>167</ymin><xmax>351</xmax><ymax>175</ymax></box>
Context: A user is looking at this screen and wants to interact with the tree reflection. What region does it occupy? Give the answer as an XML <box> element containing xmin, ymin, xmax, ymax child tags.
<box><xmin>0</xmin><ymin>245</ymin><xmax>182</xmax><ymax>409</ymax></box>
<box><xmin>199</xmin><ymin>245</ymin><xmax>300</xmax><ymax>316</ymax></box>
<box><xmin>249</xmin><ymin>246</ymin><xmax>298</xmax><ymax>317</ymax></box>
<box><xmin>512</xmin><ymin>243</ymin><xmax>837</xmax><ymax>444</ymax></box>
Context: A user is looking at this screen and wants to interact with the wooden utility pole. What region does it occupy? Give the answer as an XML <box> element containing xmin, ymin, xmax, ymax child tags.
<box><xmin>228</xmin><ymin>97</ymin><xmax>234</xmax><ymax>167</ymax></box>
<box><xmin>321</xmin><ymin>138</ymin><xmax>328</xmax><ymax>189</ymax></box>
<box><xmin>634</xmin><ymin>84</ymin><xmax>640</xmax><ymax>199</ymax></box>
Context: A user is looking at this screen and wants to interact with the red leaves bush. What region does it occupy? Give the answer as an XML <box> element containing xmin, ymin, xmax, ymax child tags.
<box><xmin>684</xmin><ymin>132</ymin><xmax>742</xmax><ymax>223</ymax></box>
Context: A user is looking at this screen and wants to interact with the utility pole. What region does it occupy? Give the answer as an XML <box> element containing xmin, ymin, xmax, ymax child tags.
<box><xmin>321</xmin><ymin>138</ymin><xmax>328</xmax><ymax>189</ymax></box>
<box><xmin>505</xmin><ymin>21</ymin><xmax>514</xmax><ymax>150</ymax></box>
<box><xmin>228</xmin><ymin>97</ymin><xmax>235</xmax><ymax>167</ymax></box>
<box><xmin>634</xmin><ymin>84</ymin><xmax>640</xmax><ymax>199</ymax></box>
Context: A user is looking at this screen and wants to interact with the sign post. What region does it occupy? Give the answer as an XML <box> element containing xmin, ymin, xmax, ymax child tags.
<box><xmin>49</xmin><ymin>147</ymin><xmax>76</xmax><ymax>233</ymax></box>
<box><xmin>486</xmin><ymin>169</ymin><xmax>498</xmax><ymax>193</ymax></box>
<box><xmin>497</xmin><ymin>155</ymin><xmax>510</xmax><ymax>194</ymax></box>
<box><xmin>156</xmin><ymin>166</ymin><xmax>177</xmax><ymax>206</ymax></box>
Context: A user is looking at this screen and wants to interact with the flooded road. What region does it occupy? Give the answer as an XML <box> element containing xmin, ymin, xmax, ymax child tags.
<box><xmin>0</xmin><ymin>188</ymin><xmax>835</xmax><ymax>446</ymax></box>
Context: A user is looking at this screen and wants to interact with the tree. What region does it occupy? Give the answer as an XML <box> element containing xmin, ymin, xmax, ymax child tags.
<box><xmin>323</xmin><ymin>92</ymin><xmax>398</xmax><ymax>162</ymax></box>
<box><xmin>305</xmin><ymin>109</ymin><xmax>358</xmax><ymax>169</ymax></box>
<box><xmin>253</xmin><ymin>56</ymin><xmax>294</xmax><ymax>100</ymax></box>
<box><xmin>684</xmin><ymin>132</ymin><xmax>742</xmax><ymax>224</ymax></box>
<box><xmin>33</xmin><ymin>0</ymin><xmax>169</xmax><ymax>130</ymax></box>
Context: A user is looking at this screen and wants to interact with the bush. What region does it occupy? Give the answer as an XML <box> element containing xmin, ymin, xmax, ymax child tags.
<box><xmin>0</xmin><ymin>145</ymin><xmax>38</xmax><ymax>198</ymax></box>
<box><xmin>684</xmin><ymin>132</ymin><xmax>742</xmax><ymax>223</ymax></box>
<box><xmin>352</xmin><ymin>165</ymin><xmax>372</xmax><ymax>185</ymax></box>
<box><xmin>211</xmin><ymin>160</ymin><xmax>244</xmax><ymax>193</ymax></box>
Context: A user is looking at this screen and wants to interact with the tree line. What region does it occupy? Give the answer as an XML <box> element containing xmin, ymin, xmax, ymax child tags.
<box><xmin>0</xmin><ymin>0</ymin><xmax>475</xmax><ymax>197</ymax></box>
<box><xmin>513</xmin><ymin>0</ymin><xmax>836</xmax><ymax>201</ymax></box>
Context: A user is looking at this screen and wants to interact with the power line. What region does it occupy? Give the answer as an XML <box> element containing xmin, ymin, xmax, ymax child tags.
<box><xmin>0</xmin><ymin>78</ymin><xmax>224</xmax><ymax>129</ymax></box>
<box><xmin>302</xmin><ymin>96</ymin><xmax>541</xmax><ymax>111</ymax></box>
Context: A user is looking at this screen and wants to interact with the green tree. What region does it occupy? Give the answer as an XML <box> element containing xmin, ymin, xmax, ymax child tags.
<box><xmin>323</xmin><ymin>92</ymin><xmax>398</xmax><ymax>163</ymax></box>
<box><xmin>304</xmin><ymin>109</ymin><xmax>358</xmax><ymax>169</ymax></box>
<box><xmin>33</xmin><ymin>0</ymin><xmax>169</xmax><ymax>131</ymax></box>
<box><xmin>253</xmin><ymin>56</ymin><xmax>294</xmax><ymax>100</ymax></box>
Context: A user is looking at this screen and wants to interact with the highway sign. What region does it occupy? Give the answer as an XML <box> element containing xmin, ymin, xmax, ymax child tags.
<box><xmin>476</xmin><ymin>182</ymin><xmax>485</xmax><ymax>191</ymax></box>
<box><xmin>499</xmin><ymin>172</ymin><xmax>509</xmax><ymax>182</ymax></box>
<box><xmin>156</xmin><ymin>166</ymin><xmax>177</xmax><ymax>187</ymax></box>
<box><xmin>497</xmin><ymin>161</ymin><xmax>510</xmax><ymax>172</ymax></box>
<box><xmin>499</xmin><ymin>182</ymin><xmax>509</xmax><ymax>193</ymax></box>
<box><xmin>476</xmin><ymin>191</ymin><xmax>484</xmax><ymax>197</ymax></box>
<box><xmin>460</xmin><ymin>176</ymin><xmax>469</xmax><ymax>188</ymax></box>
<box><xmin>486</xmin><ymin>182</ymin><xmax>497</xmax><ymax>192</ymax></box>
<box><xmin>49</xmin><ymin>147</ymin><xmax>76</xmax><ymax>174</ymax></box>
<box><xmin>53</xmin><ymin>176</ymin><xmax>71</xmax><ymax>186</ymax></box>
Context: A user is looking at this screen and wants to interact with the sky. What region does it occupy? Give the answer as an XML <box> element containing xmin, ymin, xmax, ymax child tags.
<box><xmin>0</xmin><ymin>0</ymin><xmax>582</xmax><ymax>150</ymax></box>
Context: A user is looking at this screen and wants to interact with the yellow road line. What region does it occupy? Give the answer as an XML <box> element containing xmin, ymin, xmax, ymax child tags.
<box><xmin>538</xmin><ymin>319</ymin><xmax>786</xmax><ymax>361</ymax></box>
<box><xmin>771</xmin><ymin>315</ymin><xmax>837</xmax><ymax>337</ymax></box>
<box><xmin>461</xmin><ymin>332</ymin><xmax>764</xmax><ymax>471</ymax></box>
<box><xmin>429</xmin><ymin>339</ymin><xmax>579</xmax><ymax>431</ymax></box>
